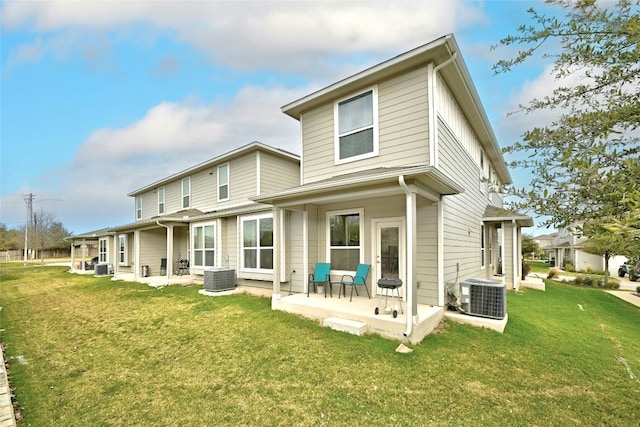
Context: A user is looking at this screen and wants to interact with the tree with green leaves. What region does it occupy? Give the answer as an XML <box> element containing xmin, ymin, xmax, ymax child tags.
<box><xmin>522</xmin><ymin>234</ymin><xmax>542</xmax><ymax>258</ymax></box>
<box><xmin>493</xmin><ymin>0</ymin><xmax>640</xmax><ymax>241</ymax></box>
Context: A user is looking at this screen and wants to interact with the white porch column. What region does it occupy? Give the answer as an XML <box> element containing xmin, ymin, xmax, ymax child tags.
<box><xmin>272</xmin><ymin>207</ymin><xmax>282</xmax><ymax>301</ymax></box>
<box><xmin>166</xmin><ymin>224</ymin><xmax>174</xmax><ymax>279</ymax></box>
<box><xmin>404</xmin><ymin>190</ymin><xmax>418</xmax><ymax>337</ymax></box>
<box><xmin>512</xmin><ymin>219</ymin><xmax>518</xmax><ymax>290</ymax></box>
<box><xmin>134</xmin><ymin>230</ymin><xmax>141</xmax><ymax>280</ymax></box>
<box><xmin>70</xmin><ymin>243</ymin><xmax>76</xmax><ymax>271</ymax></box>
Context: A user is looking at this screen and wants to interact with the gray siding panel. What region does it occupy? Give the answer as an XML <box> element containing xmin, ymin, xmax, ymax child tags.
<box><xmin>301</xmin><ymin>66</ymin><xmax>430</xmax><ymax>185</ymax></box>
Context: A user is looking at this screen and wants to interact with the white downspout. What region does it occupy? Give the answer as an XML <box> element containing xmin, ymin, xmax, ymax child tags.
<box><xmin>399</xmin><ymin>175</ymin><xmax>415</xmax><ymax>338</ymax></box>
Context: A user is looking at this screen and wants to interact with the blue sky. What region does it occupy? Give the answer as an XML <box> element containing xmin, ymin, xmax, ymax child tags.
<box><xmin>1</xmin><ymin>0</ymin><xmax>559</xmax><ymax>235</ymax></box>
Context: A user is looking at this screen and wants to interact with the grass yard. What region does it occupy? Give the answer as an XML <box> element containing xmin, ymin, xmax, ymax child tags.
<box><xmin>1</xmin><ymin>264</ymin><xmax>639</xmax><ymax>426</ymax></box>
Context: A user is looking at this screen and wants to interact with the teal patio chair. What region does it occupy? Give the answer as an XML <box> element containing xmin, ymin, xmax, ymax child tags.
<box><xmin>308</xmin><ymin>263</ymin><xmax>332</xmax><ymax>298</ymax></box>
<box><xmin>340</xmin><ymin>264</ymin><xmax>371</xmax><ymax>302</ymax></box>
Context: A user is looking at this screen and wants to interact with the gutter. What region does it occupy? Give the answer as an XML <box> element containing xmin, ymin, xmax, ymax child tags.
<box><xmin>398</xmin><ymin>175</ymin><xmax>413</xmax><ymax>338</ymax></box>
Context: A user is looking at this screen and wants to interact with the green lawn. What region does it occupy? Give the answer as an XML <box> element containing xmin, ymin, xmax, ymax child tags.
<box><xmin>1</xmin><ymin>264</ymin><xmax>639</xmax><ymax>426</ymax></box>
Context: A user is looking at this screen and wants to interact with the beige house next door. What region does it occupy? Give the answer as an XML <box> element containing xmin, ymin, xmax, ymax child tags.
<box><xmin>372</xmin><ymin>218</ymin><xmax>405</xmax><ymax>299</ymax></box>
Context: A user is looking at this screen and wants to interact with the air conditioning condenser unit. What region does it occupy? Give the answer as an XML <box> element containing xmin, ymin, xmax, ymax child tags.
<box><xmin>459</xmin><ymin>278</ymin><xmax>506</xmax><ymax>319</ymax></box>
<box><xmin>204</xmin><ymin>268</ymin><xmax>235</xmax><ymax>292</ymax></box>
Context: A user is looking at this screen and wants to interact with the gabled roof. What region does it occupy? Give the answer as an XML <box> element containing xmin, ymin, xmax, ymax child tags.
<box><xmin>281</xmin><ymin>34</ymin><xmax>511</xmax><ymax>185</ymax></box>
<box><xmin>127</xmin><ymin>141</ymin><xmax>299</xmax><ymax>197</ymax></box>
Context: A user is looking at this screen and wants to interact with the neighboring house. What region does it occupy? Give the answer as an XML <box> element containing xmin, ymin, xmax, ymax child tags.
<box><xmin>548</xmin><ymin>227</ymin><xmax>627</xmax><ymax>275</ymax></box>
<box><xmin>69</xmin><ymin>142</ymin><xmax>300</xmax><ymax>288</ymax></box>
<box><xmin>69</xmin><ymin>34</ymin><xmax>531</xmax><ymax>343</ymax></box>
<box><xmin>534</xmin><ymin>233</ymin><xmax>557</xmax><ymax>262</ymax></box>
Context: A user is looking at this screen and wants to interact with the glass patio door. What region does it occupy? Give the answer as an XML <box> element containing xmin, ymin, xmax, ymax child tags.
<box><xmin>373</xmin><ymin>219</ymin><xmax>405</xmax><ymax>297</ymax></box>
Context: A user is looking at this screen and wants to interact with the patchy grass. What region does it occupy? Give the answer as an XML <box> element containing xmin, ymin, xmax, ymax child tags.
<box><xmin>1</xmin><ymin>264</ymin><xmax>639</xmax><ymax>426</ymax></box>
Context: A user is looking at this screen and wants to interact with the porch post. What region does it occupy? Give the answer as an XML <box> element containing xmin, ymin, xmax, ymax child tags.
<box><xmin>166</xmin><ymin>224</ymin><xmax>174</xmax><ymax>280</ymax></box>
<box><xmin>272</xmin><ymin>207</ymin><xmax>282</xmax><ymax>301</ymax></box>
<box><xmin>134</xmin><ymin>230</ymin><xmax>141</xmax><ymax>280</ymax></box>
<box><xmin>70</xmin><ymin>243</ymin><xmax>76</xmax><ymax>271</ymax></box>
<box><xmin>512</xmin><ymin>219</ymin><xmax>518</xmax><ymax>290</ymax></box>
<box><xmin>405</xmin><ymin>190</ymin><xmax>418</xmax><ymax>336</ymax></box>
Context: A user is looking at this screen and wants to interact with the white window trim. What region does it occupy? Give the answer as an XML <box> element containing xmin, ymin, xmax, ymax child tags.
<box><xmin>218</xmin><ymin>163</ymin><xmax>230</xmax><ymax>202</ymax></box>
<box><xmin>182</xmin><ymin>177</ymin><xmax>191</xmax><ymax>209</ymax></box>
<box><xmin>136</xmin><ymin>196</ymin><xmax>142</xmax><ymax>220</ymax></box>
<box><xmin>334</xmin><ymin>87</ymin><xmax>379</xmax><ymax>165</ymax></box>
<box><xmin>158</xmin><ymin>187</ymin><xmax>165</xmax><ymax>215</ymax></box>
<box><xmin>99</xmin><ymin>238</ymin><xmax>108</xmax><ymax>264</ymax></box>
<box><xmin>118</xmin><ymin>234</ymin><xmax>128</xmax><ymax>266</ymax></box>
<box><xmin>326</xmin><ymin>208</ymin><xmax>364</xmax><ymax>275</ymax></box>
<box><xmin>191</xmin><ymin>221</ymin><xmax>217</xmax><ymax>268</ymax></box>
<box><xmin>240</xmin><ymin>213</ymin><xmax>274</xmax><ymax>274</ymax></box>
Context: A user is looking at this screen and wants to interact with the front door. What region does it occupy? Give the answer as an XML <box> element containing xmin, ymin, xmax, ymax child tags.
<box><xmin>372</xmin><ymin>219</ymin><xmax>405</xmax><ymax>298</ymax></box>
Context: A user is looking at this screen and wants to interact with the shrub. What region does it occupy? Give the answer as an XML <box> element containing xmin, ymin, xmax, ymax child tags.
<box><xmin>604</xmin><ymin>280</ymin><xmax>619</xmax><ymax>290</ymax></box>
<box><xmin>522</xmin><ymin>260</ymin><xmax>532</xmax><ymax>278</ymax></box>
<box><xmin>636</xmin><ymin>285</ymin><xmax>640</xmax><ymax>293</ymax></box>
<box><xmin>564</xmin><ymin>261</ymin><xmax>576</xmax><ymax>272</ymax></box>
<box><xmin>547</xmin><ymin>268</ymin><xmax>560</xmax><ymax>279</ymax></box>
<box><xmin>574</xmin><ymin>274</ymin><xmax>585</xmax><ymax>286</ymax></box>
<box><xmin>583</xmin><ymin>276</ymin><xmax>595</xmax><ymax>287</ymax></box>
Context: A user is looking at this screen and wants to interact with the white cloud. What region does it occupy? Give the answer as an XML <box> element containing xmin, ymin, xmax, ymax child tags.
<box><xmin>2</xmin><ymin>0</ymin><xmax>487</xmax><ymax>74</ymax></box>
<box><xmin>0</xmin><ymin>85</ymin><xmax>304</xmax><ymax>233</ymax></box>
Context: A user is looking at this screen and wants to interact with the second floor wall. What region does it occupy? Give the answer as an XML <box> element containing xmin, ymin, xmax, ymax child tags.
<box><xmin>132</xmin><ymin>145</ymin><xmax>300</xmax><ymax>222</ymax></box>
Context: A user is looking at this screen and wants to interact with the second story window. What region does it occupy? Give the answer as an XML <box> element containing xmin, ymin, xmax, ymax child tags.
<box><xmin>218</xmin><ymin>164</ymin><xmax>229</xmax><ymax>201</ymax></box>
<box><xmin>335</xmin><ymin>88</ymin><xmax>379</xmax><ymax>164</ymax></box>
<box><xmin>136</xmin><ymin>196</ymin><xmax>142</xmax><ymax>220</ymax></box>
<box><xmin>158</xmin><ymin>187</ymin><xmax>165</xmax><ymax>215</ymax></box>
<box><xmin>182</xmin><ymin>177</ymin><xmax>190</xmax><ymax>209</ymax></box>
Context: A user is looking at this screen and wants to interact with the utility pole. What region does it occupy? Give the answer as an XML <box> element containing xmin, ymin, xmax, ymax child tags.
<box><xmin>23</xmin><ymin>193</ymin><xmax>35</xmax><ymax>266</ymax></box>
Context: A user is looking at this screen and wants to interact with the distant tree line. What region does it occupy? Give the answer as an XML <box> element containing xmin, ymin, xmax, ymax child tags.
<box><xmin>0</xmin><ymin>209</ymin><xmax>72</xmax><ymax>262</ymax></box>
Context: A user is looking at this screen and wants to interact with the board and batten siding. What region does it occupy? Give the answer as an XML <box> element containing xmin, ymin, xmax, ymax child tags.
<box><xmin>438</xmin><ymin>119</ymin><xmax>491</xmax><ymax>285</ymax></box>
<box><xmin>301</xmin><ymin>66</ymin><xmax>430</xmax><ymax>185</ymax></box>
<box><xmin>259</xmin><ymin>151</ymin><xmax>300</xmax><ymax>194</ymax></box>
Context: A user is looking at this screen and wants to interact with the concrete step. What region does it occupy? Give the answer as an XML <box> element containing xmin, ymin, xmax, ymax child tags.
<box><xmin>323</xmin><ymin>317</ymin><xmax>368</xmax><ymax>336</ymax></box>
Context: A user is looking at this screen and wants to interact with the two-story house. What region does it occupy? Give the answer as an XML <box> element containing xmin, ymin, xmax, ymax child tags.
<box><xmin>69</xmin><ymin>142</ymin><xmax>300</xmax><ymax>288</ymax></box>
<box><xmin>256</xmin><ymin>34</ymin><xmax>532</xmax><ymax>341</ymax></box>
<box><xmin>549</xmin><ymin>227</ymin><xmax>627</xmax><ymax>275</ymax></box>
<box><xmin>69</xmin><ymin>34</ymin><xmax>531</xmax><ymax>343</ymax></box>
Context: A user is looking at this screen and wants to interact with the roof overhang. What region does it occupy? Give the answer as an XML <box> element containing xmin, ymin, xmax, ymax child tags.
<box><xmin>253</xmin><ymin>165</ymin><xmax>464</xmax><ymax>208</ymax></box>
<box><xmin>483</xmin><ymin>205</ymin><xmax>534</xmax><ymax>228</ymax></box>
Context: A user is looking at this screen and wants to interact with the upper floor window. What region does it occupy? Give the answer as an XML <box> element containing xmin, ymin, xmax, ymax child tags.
<box><xmin>99</xmin><ymin>238</ymin><xmax>108</xmax><ymax>263</ymax></box>
<box><xmin>182</xmin><ymin>177</ymin><xmax>191</xmax><ymax>209</ymax></box>
<box><xmin>158</xmin><ymin>187</ymin><xmax>165</xmax><ymax>215</ymax></box>
<box><xmin>218</xmin><ymin>164</ymin><xmax>229</xmax><ymax>201</ymax></box>
<box><xmin>334</xmin><ymin>88</ymin><xmax>379</xmax><ymax>164</ymax></box>
<box><xmin>328</xmin><ymin>210</ymin><xmax>362</xmax><ymax>271</ymax></box>
<box><xmin>118</xmin><ymin>234</ymin><xmax>128</xmax><ymax>265</ymax></box>
<box><xmin>136</xmin><ymin>196</ymin><xmax>142</xmax><ymax>220</ymax></box>
<box><xmin>241</xmin><ymin>214</ymin><xmax>273</xmax><ymax>272</ymax></box>
<box><xmin>192</xmin><ymin>223</ymin><xmax>216</xmax><ymax>267</ymax></box>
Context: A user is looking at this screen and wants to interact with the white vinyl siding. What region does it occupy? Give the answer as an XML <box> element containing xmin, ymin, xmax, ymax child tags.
<box><xmin>302</xmin><ymin>66</ymin><xmax>429</xmax><ymax>184</ymax></box>
<box><xmin>438</xmin><ymin>118</ymin><xmax>491</xmax><ymax>285</ymax></box>
<box><xmin>260</xmin><ymin>152</ymin><xmax>300</xmax><ymax>194</ymax></box>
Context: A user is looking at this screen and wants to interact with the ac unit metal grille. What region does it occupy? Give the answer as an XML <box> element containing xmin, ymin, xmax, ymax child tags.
<box><xmin>460</xmin><ymin>278</ymin><xmax>506</xmax><ymax>319</ymax></box>
<box><xmin>204</xmin><ymin>268</ymin><xmax>235</xmax><ymax>292</ymax></box>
